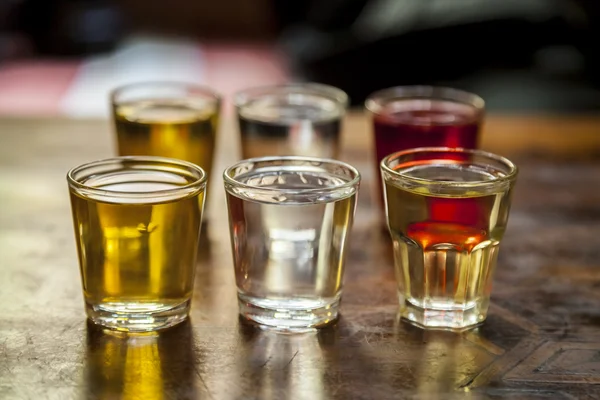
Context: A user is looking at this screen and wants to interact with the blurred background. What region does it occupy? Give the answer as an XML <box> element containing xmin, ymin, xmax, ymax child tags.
<box><xmin>1</xmin><ymin>0</ymin><xmax>599</xmax><ymax>117</ymax></box>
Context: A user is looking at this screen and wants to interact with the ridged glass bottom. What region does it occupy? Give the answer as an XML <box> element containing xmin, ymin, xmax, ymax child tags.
<box><xmin>399</xmin><ymin>294</ymin><xmax>487</xmax><ymax>332</ymax></box>
<box><xmin>238</xmin><ymin>293</ymin><xmax>340</xmax><ymax>333</ymax></box>
<box><xmin>85</xmin><ymin>299</ymin><xmax>190</xmax><ymax>332</ymax></box>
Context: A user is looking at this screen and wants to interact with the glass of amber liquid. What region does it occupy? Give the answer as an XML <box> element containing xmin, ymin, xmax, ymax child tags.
<box><xmin>381</xmin><ymin>148</ymin><xmax>518</xmax><ymax>331</ymax></box>
<box><xmin>366</xmin><ymin>86</ymin><xmax>484</xmax><ymax>211</ymax></box>
<box><xmin>111</xmin><ymin>82</ymin><xmax>220</xmax><ymax>182</ymax></box>
<box><xmin>67</xmin><ymin>156</ymin><xmax>207</xmax><ymax>332</ymax></box>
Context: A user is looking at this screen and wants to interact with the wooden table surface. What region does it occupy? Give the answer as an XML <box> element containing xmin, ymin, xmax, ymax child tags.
<box><xmin>1</xmin><ymin>113</ymin><xmax>600</xmax><ymax>399</ymax></box>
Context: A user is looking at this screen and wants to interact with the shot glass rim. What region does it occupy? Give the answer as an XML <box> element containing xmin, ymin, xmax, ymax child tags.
<box><xmin>223</xmin><ymin>155</ymin><xmax>361</xmax><ymax>196</ymax></box>
<box><xmin>233</xmin><ymin>82</ymin><xmax>350</xmax><ymax>109</ymax></box>
<box><xmin>380</xmin><ymin>147</ymin><xmax>518</xmax><ymax>191</ymax></box>
<box><xmin>110</xmin><ymin>80</ymin><xmax>222</xmax><ymax>104</ymax></box>
<box><xmin>67</xmin><ymin>155</ymin><xmax>208</xmax><ymax>200</ymax></box>
<box><xmin>365</xmin><ymin>85</ymin><xmax>485</xmax><ymax>123</ymax></box>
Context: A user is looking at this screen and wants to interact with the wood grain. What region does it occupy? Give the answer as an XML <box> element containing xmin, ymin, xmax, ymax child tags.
<box><xmin>0</xmin><ymin>113</ymin><xmax>599</xmax><ymax>399</ymax></box>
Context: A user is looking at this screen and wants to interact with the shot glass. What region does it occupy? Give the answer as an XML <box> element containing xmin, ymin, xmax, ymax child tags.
<box><xmin>234</xmin><ymin>83</ymin><xmax>349</xmax><ymax>159</ymax></box>
<box><xmin>67</xmin><ymin>156</ymin><xmax>207</xmax><ymax>332</ymax></box>
<box><xmin>380</xmin><ymin>148</ymin><xmax>518</xmax><ymax>331</ymax></box>
<box><xmin>223</xmin><ymin>156</ymin><xmax>361</xmax><ymax>331</ymax></box>
<box><xmin>366</xmin><ymin>86</ymin><xmax>484</xmax><ymax>210</ymax></box>
<box><xmin>111</xmin><ymin>81</ymin><xmax>221</xmax><ymax>181</ymax></box>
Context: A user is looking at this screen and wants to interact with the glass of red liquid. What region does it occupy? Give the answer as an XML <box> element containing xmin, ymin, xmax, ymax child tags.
<box><xmin>365</xmin><ymin>86</ymin><xmax>485</xmax><ymax>211</ymax></box>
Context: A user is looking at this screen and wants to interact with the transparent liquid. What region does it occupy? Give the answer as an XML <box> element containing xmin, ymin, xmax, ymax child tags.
<box><xmin>385</xmin><ymin>161</ymin><xmax>513</xmax><ymax>330</ymax></box>
<box><xmin>226</xmin><ymin>169</ymin><xmax>357</xmax><ymax>329</ymax></box>
<box><xmin>70</xmin><ymin>169</ymin><xmax>204</xmax><ymax>331</ymax></box>
<box><xmin>238</xmin><ymin>95</ymin><xmax>343</xmax><ymax>159</ymax></box>
<box><xmin>114</xmin><ymin>99</ymin><xmax>219</xmax><ymax>180</ymax></box>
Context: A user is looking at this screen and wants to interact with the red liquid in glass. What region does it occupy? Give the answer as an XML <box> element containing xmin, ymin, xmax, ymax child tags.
<box><xmin>374</xmin><ymin>99</ymin><xmax>481</xmax><ymax>213</ymax></box>
<box><xmin>374</xmin><ymin>99</ymin><xmax>480</xmax><ymax>165</ymax></box>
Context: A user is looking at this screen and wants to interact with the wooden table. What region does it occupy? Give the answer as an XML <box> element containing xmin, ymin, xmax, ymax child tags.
<box><xmin>1</xmin><ymin>113</ymin><xmax>600</xmax><ymax>399</ymax></box>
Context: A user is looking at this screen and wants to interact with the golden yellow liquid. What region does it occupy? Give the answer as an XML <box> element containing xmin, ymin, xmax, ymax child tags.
<box><xmin>114</xmin><ymin>99</ymin><xmax>219</xmax><ymax>179</ymax></box>
<box><xmin>70</xmin><ymin>179</ymin><xmax>204</xmax><ymax>311</ymax></box>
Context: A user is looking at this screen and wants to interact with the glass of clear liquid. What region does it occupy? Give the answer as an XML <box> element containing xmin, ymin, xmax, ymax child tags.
<box><xmin>223</xmin><ymin>156</ymin><xmax>361</xmax><ymax>331</ymax></box>
<box><xmin>234</xmin><ymin>83</ymin><xmax>349</xmax><ymax>159</ymax></box>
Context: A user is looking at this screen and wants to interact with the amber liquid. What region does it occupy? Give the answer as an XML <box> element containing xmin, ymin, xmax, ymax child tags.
<box><xmin>384</xmin><ymin>161</ymin><xmax>513</xmax><ymax>329</ymax></box>
<box><xmin>114</xmin><ymin>99</ymin><xmax>219</xmax><ymax>180</ymax></box>
<box><xmin>70</xmin><ymin>175</ymin><xmax>204</xmax><ymax>315</ymax></box>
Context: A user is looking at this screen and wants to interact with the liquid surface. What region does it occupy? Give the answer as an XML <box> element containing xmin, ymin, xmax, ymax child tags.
<box><xmin>114</xmin><ymin>99</ymin><xmax>218</xmax><ymax>179</ymax></box>
<box><xmin>401</xmin><ymin>162</ymin><xmax>502</xmax><ymax>182</ymax></box>
<box><xmin>226</xmin><ymin>170</ymin><xmax>357</xmax><ymax>328</ymax></box>
<box><xmin>229</xmin><ymin>168</ymin><xmax>357</xmax><ymax>205</ymax></box>
<box><xmin>384</xmin><ymin>163</ymin><xmax>513</xmax><ymax>329</ymax></box>
<box><xmin>238</xmin><ymin>95</ymin><xmax>343</xmax><ymax>159</ymax></box>
<box><xmin>70</xmin><ymin>177</ymin><xmax>204</xmax><ymax>314</ymax></box>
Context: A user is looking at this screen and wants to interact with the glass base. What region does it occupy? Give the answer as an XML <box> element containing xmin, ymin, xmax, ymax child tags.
<box><xmin>399</xmin><ymin>297</ymin><xmax>486</xmax><ymax>332</ymax></box>
<box><xmin>238</xmin><ymin>293</ymin><xmax>340</xmax><ymax>333</ymax></box>
<box><xmin>85</xmin><ymin>299</ymin><xmax>190</xmax><ymax>332</ymax></box>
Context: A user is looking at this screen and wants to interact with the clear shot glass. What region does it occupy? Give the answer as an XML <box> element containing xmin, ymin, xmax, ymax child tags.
<box><xmin>223</xmin><ymin>156</ymin><xmax>360</xmax><ymax>331</ymax></box>
<box><xmin>235</xmin><ymin>83</ymin><xmax>349</xmax><ymax>159</ymax></box>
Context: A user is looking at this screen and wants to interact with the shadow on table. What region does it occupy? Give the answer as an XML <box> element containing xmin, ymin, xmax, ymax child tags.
<box><xmin>84</xmin><ymin>319</ymin><xmax>198</xmax><ymax>399</ymax></box>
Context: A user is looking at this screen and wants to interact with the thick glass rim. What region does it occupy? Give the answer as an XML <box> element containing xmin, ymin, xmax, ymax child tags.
<box><xmin>365</xmin><ymin>85</ymin><xmax>485</xmax><ymax>122</ymax></box>
<box><xmin>110</xmin><ymin>81</ymin><xmax>221</xmax><ymax>104</ymax></box>
<box><xmin>234</xmin><ymin>82</ymin><xmax>350</xmax><ymax>109</ymax></box>
<box><xmin>67</xmin><ymin>156</ymin><xmax>207</xmax><ymax>201</ymax></box>
<box><xmin>223</xmin><ymin>156</ymin><xmax>361</xmax><ymax>197</ymax></box>
<box><xmin>380</xmin><ymin>147</ymin><xmax>518</xmax><ymax>194</ymax></box>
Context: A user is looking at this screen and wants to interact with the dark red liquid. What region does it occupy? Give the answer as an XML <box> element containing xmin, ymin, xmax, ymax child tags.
<box><xmin>374</xmin><ymin>99</ymin><xmax>480</xmax><ymax>158</ymax></box>
<box><xmin>374</xmin><ymin>99</ymin><xmax>481</xmax><ymax>211</ymax></box>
